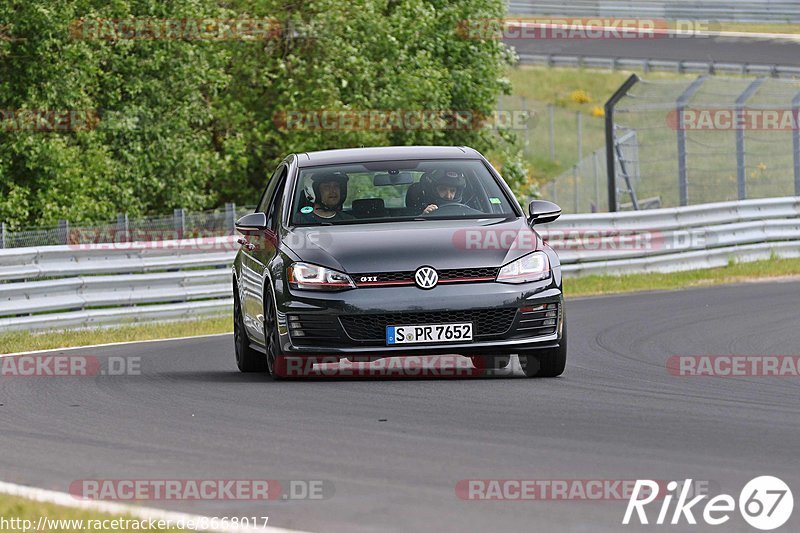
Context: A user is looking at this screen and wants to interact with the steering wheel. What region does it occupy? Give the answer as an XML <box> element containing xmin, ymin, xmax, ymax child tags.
<box><xmin>425</xmin><ymin>202</ymin><xmax>483</xmax><ymax>216</ymax></box>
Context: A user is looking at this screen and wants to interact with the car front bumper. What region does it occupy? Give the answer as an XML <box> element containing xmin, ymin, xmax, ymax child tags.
<box><xmin>273</xmin><ymin>274</ymin><xmax>564</xmax><ymax>357</ymax></box>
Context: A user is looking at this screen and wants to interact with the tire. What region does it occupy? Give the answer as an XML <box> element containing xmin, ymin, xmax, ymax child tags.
<box><xmin>263</xmin><ymin>287</ymin><xmax>304</xmax><ymax>380</ymax></box>
<box><xmin>519</xmin><ymin>322</ymin><xmax>567</xmax><ymax>378</ymax></box>
<box><xmin>233</xmin><ymin>287</ymin><xmax>268</xmax><ymax>373</ymax></box>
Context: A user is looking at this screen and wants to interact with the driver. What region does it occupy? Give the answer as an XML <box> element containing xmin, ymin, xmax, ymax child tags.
<box><xmin>298</xmin><ymin>172</ymin><xmax>354</xmax><ymax>222</ymax></box>
<box><xmin>421</xmin><ymin>169</ymin><xmax>466</xmax><ymax>214</ymax></box>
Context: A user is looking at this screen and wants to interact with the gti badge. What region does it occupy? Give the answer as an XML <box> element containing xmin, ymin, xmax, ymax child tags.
<box><xmin>415</xmin><ymin>266</ymin><xmax>438</xmax><ymax>289</ymax></box>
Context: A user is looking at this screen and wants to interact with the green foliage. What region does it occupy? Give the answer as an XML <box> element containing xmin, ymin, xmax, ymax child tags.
<box><xmin>0</xmin><ymin>0</ymin><xmax>526</xmax><ymax>227</ymax></box>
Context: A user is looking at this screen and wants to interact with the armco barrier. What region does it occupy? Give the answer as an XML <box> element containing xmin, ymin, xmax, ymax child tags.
<box><xmin>0</xmin><ymin>197</ymin><xmax>799</xmax><ymax>331</ymax></box>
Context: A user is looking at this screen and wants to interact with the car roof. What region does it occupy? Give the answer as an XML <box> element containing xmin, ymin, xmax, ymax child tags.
<box><xmin>295</xmin><ymin>146</ymin><xmax>482</xmax><ymax>168</ymax></box>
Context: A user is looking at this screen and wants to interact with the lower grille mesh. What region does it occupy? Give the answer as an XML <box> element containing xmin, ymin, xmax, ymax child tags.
<box><xmin>339</xmin><ymin>308</ymin><xmax>517</xmax><ymax>341</ymax></box>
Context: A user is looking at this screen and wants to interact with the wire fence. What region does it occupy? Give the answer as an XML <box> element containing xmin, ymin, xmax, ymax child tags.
<box><xmin>542</xmin><ymin>75</ymin><xmax>800</xmax><ymax>213</ymax></box>
<box><xmin>0</xmin><ymin>204</ymin><xmax>255</xmax><ymax>249</ymax></box>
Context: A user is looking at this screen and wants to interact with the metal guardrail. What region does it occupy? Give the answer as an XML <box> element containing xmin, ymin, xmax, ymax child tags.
<box><xmin>517</xmin><ymin>53</ymin><xmax>800</xmax><ymax>78</ymax></box>
<box><xmin>508</xmin><ymin>1</ymin><xmax>800</xmax><ymax>23</ymax></box>
<box><xmin>0</xmin><ymin>197</ymin><xmax>799</xmax><ymax>331</ymax></box>
<box><xmin>545</xmin><ymin>196</ymin><xmax>800</xmax><ymax>275</ymax></box>
<box><xmin>0</xmin><ymin>237</ymin><xmax>237</xmax><ymax>331</ymax></box>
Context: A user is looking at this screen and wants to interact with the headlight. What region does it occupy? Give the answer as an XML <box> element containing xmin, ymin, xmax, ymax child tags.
<box><xmin>287</xmin><ymin>262</ymin><xmax>355</xmax><ymax>291</ymax></box>
<box><xmin>496</xmin><ymin>252</ymin><xmax>550</xmax><ymax>284</ymax></box>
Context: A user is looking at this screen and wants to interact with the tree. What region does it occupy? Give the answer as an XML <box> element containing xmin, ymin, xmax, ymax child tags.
<box><xmin>0</xmin><ymin>0</ymin><xmax>527</xmax><ymax>228</ymax></box>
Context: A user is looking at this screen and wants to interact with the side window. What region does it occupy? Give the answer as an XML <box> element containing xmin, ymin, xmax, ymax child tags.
<box><xmin>266</xmin><ymin>167</ymin><xmax>288</xmax><ymax>232</ymax></box>
<box><xmin>257</xmin><ymin>165</ymin><xmax>285</xmax><ymax>213</ymax></box>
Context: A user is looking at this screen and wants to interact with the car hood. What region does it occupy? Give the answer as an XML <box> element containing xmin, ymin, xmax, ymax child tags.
<box><xmin>284</xmin><ymin>218</ymin><xmax>541</xmax><ymax>273</ymax></box>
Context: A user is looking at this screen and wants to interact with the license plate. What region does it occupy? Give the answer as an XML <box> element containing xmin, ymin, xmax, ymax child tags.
<box><xmin>386</xmin><ymin>323</ymin><xmax>473</xmax><ymax>345</ymax></box>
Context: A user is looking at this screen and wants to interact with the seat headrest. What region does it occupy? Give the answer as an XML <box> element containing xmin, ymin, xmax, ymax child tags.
<box><xmin>405</xmin><ymin>182</ymin><xmax>426</xmax><ymax>211</ymax></box>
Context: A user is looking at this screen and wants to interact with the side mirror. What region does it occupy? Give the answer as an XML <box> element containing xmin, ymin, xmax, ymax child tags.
<box><xmin>528</xmin><ymin>200</ymin><xmax>561</xmax><ymax>225</ymax></box>
<box><xmin>235</xmin><ymin>212</ymin><xmax>268</xmax><ymax>234</ymax></box>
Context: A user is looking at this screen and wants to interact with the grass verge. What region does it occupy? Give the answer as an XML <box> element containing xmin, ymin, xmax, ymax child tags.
<box><xmin>0</xmin><ymin>316</ymin><xmax>231</xmax><ymax>355</ymax></box>
<box><xmin>0</xmin><ymin>494</ymin><xmax>183</xmax><ymax>532</ymax></box>
<box><xmin>565</xmin><ymin>257</ymin><xmax>800</xmax><ymax>297</ymax></box>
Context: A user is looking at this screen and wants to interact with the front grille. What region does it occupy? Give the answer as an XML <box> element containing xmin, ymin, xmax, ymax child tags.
<box><xmin>352</xmin><ymin>267</ymin><xmax>499</xmax><ymax>287</ymax></box>
<box><xmin>339</xmin><ymin>308</ymin><xmax>517</xmax><ymax>341</ymax></box>
<box><xmin>439</xmin><ymin>267</ymin><xmax>499</xmax><ymax>281</ymax></box>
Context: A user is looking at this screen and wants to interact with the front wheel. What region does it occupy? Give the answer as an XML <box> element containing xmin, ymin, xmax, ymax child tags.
<box><xmin>263</xmin><ymin>287</ymin><xmax>308</xmax><ymax>379</ymax></box>
<box><xmin>233</xmin><ymin>287</ymin><xmax>267</xmax><ymax>373</ymax></box>
<box><xmin>519</xmin><ymin>323</ymin><xmax>567</xmax><ymax>378</ymax></box>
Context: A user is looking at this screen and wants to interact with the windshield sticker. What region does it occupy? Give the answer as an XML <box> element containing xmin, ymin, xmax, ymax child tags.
<box><xmin>489</xmin><ymin>197</ymin><xmax>501</xmax><ymax>204</ymax></box>
<box><xmin>300</xmin><ymin>206</ymin><xmax>314</xmax><ymax>214</ymax></box>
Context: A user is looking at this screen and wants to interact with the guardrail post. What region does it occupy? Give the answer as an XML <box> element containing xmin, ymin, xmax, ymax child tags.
<box><xmin>116</xmin><ymin>213</ymin><xmax>129</xmax><ymax>243</ymax></box>
<box><xmin>58</xmin><ymin>219</ymin><xmax>69</xmax><ymax>245</ymax></box>
<box><xmin>604</xmin><ymin>74</ymin><xmax>640</xmax><ymax>212</ymax></box>
<box><xmin>576</xmin><ymin>111</ymin><xmax>583</xmax><ymax>162</ymax></box>
<box><xmin>676</xmin><ymin>76</ymin><xmax>707</xmax><ymax>206</ymax></box>
<box><xmin>793</xmin><ymin>91</ymin><xmax>800</xmax><ymax>196</ymax></box>
<box><xmin>0</xmin><ymin>222</ymin><xmax>6</xmax><ymax>249</ymax></box>
<box><xmin>735</xmin><ymin>78</ymin><xmax>766</xmax><ymax>201</ymax></box>
<box><xmin>173</xmin><ymin>208</ymin><xmax>185</xmax><ymax>239</ymax></box>
<box><xmin>225</xmin><ymin>203</ymin><xmax>236</xmax><ymax>235</ymax></box>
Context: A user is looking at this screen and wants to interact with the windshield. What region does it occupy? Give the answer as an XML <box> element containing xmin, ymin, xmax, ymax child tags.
<box><xmin>290</xmin><ymin>159</ymin><xmax>517</xmax><ymax>226</ymax></box>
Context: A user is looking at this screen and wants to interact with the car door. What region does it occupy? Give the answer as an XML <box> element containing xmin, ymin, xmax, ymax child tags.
<box><xmin>241</xmin><ymin>164</ymin><xmax>288</xmax><ymax>344</ymax></box>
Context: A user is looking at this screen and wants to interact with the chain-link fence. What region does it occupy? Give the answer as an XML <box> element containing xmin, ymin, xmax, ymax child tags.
<box><xmin>0</xmin><ymin>204</ymin><xmax>255</xmax><ymax>249</ymax></box>
<box><xmin>498</xmin><ymin>93</ymin><xmax>606</xmax><ymax>206</ymax></box>
<box><xmin>542</xmin><ymin>75</ymin><xmax>800</xmax><ymax>214</ymax></box>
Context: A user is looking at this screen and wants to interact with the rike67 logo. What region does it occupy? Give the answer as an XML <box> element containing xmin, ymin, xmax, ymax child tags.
<box><xmin>624</xmin><ymin>476</ymin><xmax>793</xmax><ymax>530</ymax></box>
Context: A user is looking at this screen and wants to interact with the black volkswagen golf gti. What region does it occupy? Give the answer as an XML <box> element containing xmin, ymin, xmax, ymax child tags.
<box><xmin>232</xmin><ymin>146</ymin><xmax>565</xmax><ymax>379</ymax></box>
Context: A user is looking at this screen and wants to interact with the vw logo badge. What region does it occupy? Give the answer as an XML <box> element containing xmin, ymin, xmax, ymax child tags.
<box><xmin>415</xmin><ymin>266</ymin><xmax>438</xmax><ymax>289</ymax></box>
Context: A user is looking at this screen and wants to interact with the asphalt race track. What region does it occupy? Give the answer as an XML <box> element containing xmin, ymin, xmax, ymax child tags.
<box><xmin>1</xmin><ymin>281</ymin><xmax>799</xmax><ymax>532</ymax></box>
<box><xmin>508</xmin><ymin>34</ymin><xmax>800</xmax><ymax>67</ymax></box>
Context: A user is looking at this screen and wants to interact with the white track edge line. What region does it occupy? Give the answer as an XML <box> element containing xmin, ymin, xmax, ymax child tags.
<box><xmin>0</xmin><ymin>481</ymin><xmax>309</xmax><ymax>533</ymax></box>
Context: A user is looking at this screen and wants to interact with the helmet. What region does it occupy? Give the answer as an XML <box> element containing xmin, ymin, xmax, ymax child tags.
<box><xmin>423</xmin><ymin>168</ymin><xmax>466</xmax><ymax>205</ymax></box>
<box><xmin>309</xmin><ymin>171</ymin><xmax>349</xmax><ymax>210</ymax></box>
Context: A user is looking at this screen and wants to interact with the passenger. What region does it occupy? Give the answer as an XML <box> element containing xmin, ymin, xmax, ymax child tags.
<box><xmin>298</xmin><ymin>172</ymin><xmax>355</xmax><ymax>222</ymax></box>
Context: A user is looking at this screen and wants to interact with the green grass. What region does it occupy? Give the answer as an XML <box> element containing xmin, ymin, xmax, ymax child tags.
<box><xmin>565</xmin><ymin>256</ymin><xmax>800</xmax><ymax>297</ymax></box>
<box><xmin>0</xmin><ymin>494</ymin><xmax>182</xmax><ymax>532</ymax></box>
<box><xmin>0</xmin><ymin>316</ymin><xmax>231</xmax><ymax>355</ymax></box>
<box><xmin>705</xmin><ymin>22</ymin><xmax>800</xmax><ymax>35</ymax></box>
